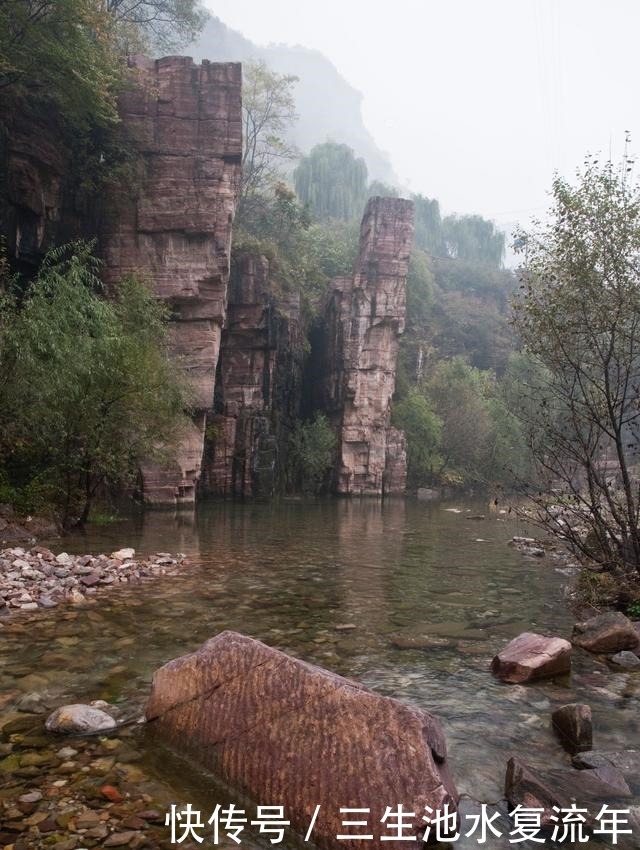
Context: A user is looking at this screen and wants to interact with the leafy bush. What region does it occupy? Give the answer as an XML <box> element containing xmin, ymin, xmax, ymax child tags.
<box><xmin>288</xmin><ymin>414</ymin><xmax>337</xmax><ymax>494</ymax></box>
<box><xmin>0</xmin><ymin>241</ymin><xmax>190</xmax><ymax>526</ymax></box>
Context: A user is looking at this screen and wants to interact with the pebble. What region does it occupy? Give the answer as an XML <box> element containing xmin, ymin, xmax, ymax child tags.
<box><xmin>0</xmin><ymin>546</ymin><xmax>188</xmax><ymax>615</ymax></box>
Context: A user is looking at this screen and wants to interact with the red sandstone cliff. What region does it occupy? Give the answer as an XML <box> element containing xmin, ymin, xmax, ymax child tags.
<box><xmin>201</xmin><ymin>251</ymin><xmax>304</xmax><ymax>497</ymax></box>
<box><xmin>102</xmin><ymin>56</ymin><xmax>242</xmax><ymax>505</ymax></box>
<box><xmin>1</xmin><ymin>59</ymin><xmax>412</xmax><ymax>503</ymax></box>
<box><xmin>321</xmin><ymin>197</ymin><xmax>414</xmax><ymax>495</ymax></box>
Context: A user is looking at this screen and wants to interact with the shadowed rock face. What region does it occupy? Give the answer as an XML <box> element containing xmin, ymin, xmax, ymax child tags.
<box><xmin>102</xmin><ymin>56</ymin><xmax>242</xmax><ymax>505</ymax></box>
<box><xmin>146</xmin><ymin>630</ymin><xmax>458</xmax><ymax>849</ymax></box>
<box><xmin>201</xmin><ymin>252</ymin><xmax>303</xmax><ymax>497</ymax></box>
<box><xmin>321</xmin><ymin>197</ymin><xmax>414</xmax><ymax>495</ymax></box>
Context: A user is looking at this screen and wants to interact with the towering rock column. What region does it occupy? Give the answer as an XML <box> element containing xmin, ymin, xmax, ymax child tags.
<box><xmin>324</xmin><ymin>197</ymin><xmax>414</xmax><ymax>495</ymax></box>
<box><xmin>102</xmin><ymin>56</ymin><xmax>242</xmax><ymax>505</ymax></box>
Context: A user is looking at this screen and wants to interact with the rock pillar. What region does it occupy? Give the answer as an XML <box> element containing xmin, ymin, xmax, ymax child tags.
<box><xmin>102</xmin><ymin>56</ymin><xmax>242</xmax><ymax>505</ymax></box>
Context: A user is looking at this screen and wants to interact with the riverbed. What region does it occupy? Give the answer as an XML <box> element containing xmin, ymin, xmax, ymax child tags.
<box><xmin>1</xmin><ymin>497</ymin><xmax>639</xmax><ymax>848</ymax></box>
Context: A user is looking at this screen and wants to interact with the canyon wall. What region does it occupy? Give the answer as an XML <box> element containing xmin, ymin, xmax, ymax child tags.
<box><xmin>1</xmin><ymin>59</ymin><xmax>412</xmax><ymax>503</ymax></box>
<box><xmin>0</xmin><ymin>103</ymin><xmax>89</xmax><ymax>270</ymax></box>
<box><xmin>201</xmin><ymin>252</ymin><xmax>304</xmax><ymax>497</ymax></box>
<box><xmin>320</xmin><ymin>197</ymin><xmax>414</xmax><ymax>495</ymax></box>
<box><xmin>101</xmin><ymin>56</ymin><xmax>242</xmax><ymax>505</ymax></box>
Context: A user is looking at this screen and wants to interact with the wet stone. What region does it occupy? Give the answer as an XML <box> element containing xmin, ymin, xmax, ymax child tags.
<box><xmin>551</xmin><ymin>703</ymin><xmax>593</xmax><ymax>754</ymax></box>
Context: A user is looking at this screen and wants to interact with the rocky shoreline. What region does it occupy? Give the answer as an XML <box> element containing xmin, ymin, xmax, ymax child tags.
<box><xmin>0</xmin><ymin>547</ymin><xmax>187</xmax><ymax>615</ymax></box>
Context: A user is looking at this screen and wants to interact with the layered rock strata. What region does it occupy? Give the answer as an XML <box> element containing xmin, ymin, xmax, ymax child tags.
<box><xmin>102</xmin><ymin>56</ymin><xmax>242</xmax><ymax>504</ymax></box>
<box><xmin>201</xmin><ymin>252</ymin><xmax>303</xmax><ymax>496</ymax></box>
<box><xmin>146</xmin><ymin>630</ymin><xmax>458</xmax><ymax>849</ymax></box>
<box><xmin>0</xmin><ymin>101</ymin><xmax>89</xmax><ymax>270</ymax></box>
<box><xmin>320</xmin><ymin>197</ymin><xmax>414</xmax><ymax>495</ymax></box>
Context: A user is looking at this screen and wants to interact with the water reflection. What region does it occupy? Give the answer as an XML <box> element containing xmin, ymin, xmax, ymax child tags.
<box><xmin>1</xmin><ymin>497</ymin><xmax>639</xmax><ymax>846</ymax></box>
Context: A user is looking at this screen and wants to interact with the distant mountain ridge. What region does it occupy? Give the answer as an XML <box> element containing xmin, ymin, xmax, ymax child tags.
<box><xmin>190</xmin><ymin>16</ymin><xmax>398</xmax><ymax>185</ymax></box>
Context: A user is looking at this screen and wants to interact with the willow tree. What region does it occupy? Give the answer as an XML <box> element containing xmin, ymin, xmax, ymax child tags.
<box><xmin>294</xmin><ymin>142</ymin><xmax>368</xmax><ymax>221</ymax></box>
<box><xmin>512</xmin><ymin>154</ymin><xmax>640</xmax><ymax>573</ymax></box>
<box><xmin>443</xmin><ymin>214</ymin><xmax>505</xmax><ymax>266</ymax></box>
<box><xmin>412</xmin><ymin>194</ymin><xmax>446</xmax><ymax>256</ymax></box>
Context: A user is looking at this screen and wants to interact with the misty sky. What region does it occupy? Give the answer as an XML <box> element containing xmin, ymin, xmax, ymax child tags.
<box><xmin>205</xmin><ymin>0</ymin><xmax>640</xmax><ymax>241</ymax></box>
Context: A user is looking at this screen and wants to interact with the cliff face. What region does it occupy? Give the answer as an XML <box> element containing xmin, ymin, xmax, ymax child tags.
<box><xmin>2</xmin><ymin>58</ymin><xmax>412</xmax><ymax>503</ymax></box>
<box><xmin>320</xmin><ymin>197</ymin><xmax>414</xmax><ymax>495</ymax></box>
<box><xmin>101</xmin><ymin>56</ymin><xmax>242</xmax><ymax>505</ymax></box>
<box><xmin>201</xmin><ymin>252</ymin><xmax>303</xmax><ymax>497</ymax></box>
<box><xmin>0</xmin><ymin>103</ymin><xmax>89</xmax><ymax>271</ymax></box>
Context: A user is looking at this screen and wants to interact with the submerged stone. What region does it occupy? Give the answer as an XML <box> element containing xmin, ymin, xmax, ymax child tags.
<box><xmin>551</xmin><ymin>703</ymin><xmax>592</xmax><ymax>753</ymax></box>
<box><xmin>146</xmin><ymin>630</ymin><xmax>458</xmax><ymax>848</ymax></box>
<box><xmin>45</xmin><ymin>704</ymin><xmax>117</xmax><ymax>735</ymax></box>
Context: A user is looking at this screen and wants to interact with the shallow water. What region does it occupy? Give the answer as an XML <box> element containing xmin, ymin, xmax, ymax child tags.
<box><xmin>2</xmin><ymin>496</ymin><xmax>639</xmax><ymax>847</ymax></box>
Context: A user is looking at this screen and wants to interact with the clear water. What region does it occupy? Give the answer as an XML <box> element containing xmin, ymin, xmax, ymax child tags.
<box><xmin>2</xmin><ymin>497</ymin><xmax>639</xmax><ymax>847</ymax></box>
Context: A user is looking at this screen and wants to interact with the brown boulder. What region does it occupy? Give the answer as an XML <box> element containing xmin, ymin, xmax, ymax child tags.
<box><xmin>505</xmin><ymin>756</ymin><xmax>631</xmax><ymax>827</ymax></box>
<box><xmin>491</xmin><ymin>632</ymin><xmax>571</xmax><ymax>683</ymax></box>
<box><xmin>146</xmin><ymin>631</ymin><xmax>458</xmax><ymax>849</ymax></box>
<box><xmin>573</xmin><ymin>750</ymin><xmax>640</xmax><ymax>792</ymax></box>
<box><xmin>572</xmin><ymin>611</ymin><xmax>639</xmax><ymax>653</ymax></box>
<box><xmin>551</xmin><ymin>703</ymin><xmax>592</xmax><ymax>754</ymax></box>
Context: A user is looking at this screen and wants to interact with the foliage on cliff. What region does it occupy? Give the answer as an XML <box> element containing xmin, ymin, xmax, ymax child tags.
<box><xmin>0</xmin><ymin>242</ymin><xmax>190</xmax><ymax>526</ymax></box>
<box><xmin>0</xmin><ymin>0</ymin><xmax>207</xmax><ymax>192</ymax></box>
<box><xmin>0</xmin><ymin>1</ymin><xmax>124</xmax><ymax>132</ymax></box>
<box><xmin>234</xmin><ymin>69</ymin><xmax>357</xmax><ymax>321</ymax></box>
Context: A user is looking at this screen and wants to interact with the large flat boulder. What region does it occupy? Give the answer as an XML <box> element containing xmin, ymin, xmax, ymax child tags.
<box><xmin>491</xmin><ymin>632</ymin><xmax>571</xmax><ymax>683</ymax></box>
<box><xmin>572</xmin><ymin>611</ymin><xmax>639</xmax><ymax>653</ymax></box>
<box><xmin>146</xmin><ymin>631</ymin><xmax>458</xmax><ymax>849</ymax></box>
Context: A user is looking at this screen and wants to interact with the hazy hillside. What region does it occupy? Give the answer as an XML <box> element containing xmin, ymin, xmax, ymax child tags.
<box><xmin>191</xmin><ymin>16</ymin><xmax>397</xmax><ymax>184</ymax></box>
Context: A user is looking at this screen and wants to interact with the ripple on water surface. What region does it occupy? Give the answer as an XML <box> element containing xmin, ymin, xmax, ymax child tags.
<box><xmin>1</xmin><ymin>497</ymin><xmax>639</xmax><ymax>849</ymax></box>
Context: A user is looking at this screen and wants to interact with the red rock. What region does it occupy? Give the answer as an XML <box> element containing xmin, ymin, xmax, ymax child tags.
<box><xmin>100</xmin><ymin>785</ymin><xmax>124</xmax><ymax>803</ymax></box>
<box><xmin>315</xmin><ymin>198</ymin><xmax>413</xmax><ymax>495</ymax></box>
<box><xmin>103</xmin><ymin>57</ymin><xmax>242</xmax><ymax>506</ymax></box>
<box><xmin>572</xmin><ymin>611</ymin><xmax>640</xmax><ymax>653</ymax></box>
<box><xmin>319</xmin><ymin>198</ymin><xmax>414</xmax><ymax>495</ymax></box>
<box><xmin>491</xmin><ymin>632</ymin><xmax>571</xmax><ymax>683</ymax></box>
<box><xmin>146</xmin><ymin>630</ymin><xmax>458</xmax><ymax>849</ymax></box>
<box><xmin>103</xmin><ymin>832</ymin><xmax>137</xmax><ymax>847</ymax></box>
<box><xmin>201</xmin><ymin>253</ymin><xmax>303</xmax><ymax>497</ymax></box>
<box><xmin>551</xmin><ymin>703</ymin><xmax>592</xmax><ymax>753</ymax></box>
<box><xmin>505</xmin><ymin>756</ymin><xmax>631</xmax><ymax>826</ymax></box>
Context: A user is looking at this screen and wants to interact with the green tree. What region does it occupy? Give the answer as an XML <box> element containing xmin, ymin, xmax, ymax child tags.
<box><xmin>412</xmin><ymin>194</ymin><xmax>445</xmax><ymax>256</ymax></box>
<box><xmin>240</xmin><ymin>60</ymin><xmax>298</xmax><ymax>223</ymax></box>
<box><xmin>392</xmin><ymin>391</ymin><xmax>442</xmax><ymax>487</ymax></box>
<box><xmin>512</xmin><ymin>153</ymin><xmax>640</xmax><ymax>572</ymax></box>
<box><xmin>0</xmin><ymin>242</ymin><xmax>189</xmax><ymax>526</ymax></box>
<box><xmin>294</xmin><ymin>142</ymin><xmax>368</xmax><ymax>221</ymax></box>
<box><xmin>442</xmin><ymin>214</ymin><xmax>505</xmax><ymax>265</ymax></box>
<box><xmin>288</xmin><ymin>413</ymin><xmax>337</xmax><ymax>493</ymax></box>
<box><xmin>367</xmin><ymin>180</ymin><xmax>400</xmax><ymax>199</ymax></box>
<box><xmin>427</xmin><ymin>357</ymin><xmax>492</xmax><ymax>484</ymax></box>
<box><xmin>105</xmin><ymin>0</ymin><xmax>207</xmax><ymax>50</ymax></box>
<box><xmin>0</xmin><ymin>0</ymin><xmax>124</xmax><ymax>131</ymax></box>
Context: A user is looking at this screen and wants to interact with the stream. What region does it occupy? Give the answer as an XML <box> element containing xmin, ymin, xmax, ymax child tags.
<box><xmin>1</xmin><ymin>497</ymin><xmax>639</xmax><ymax>848</ymax></box>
